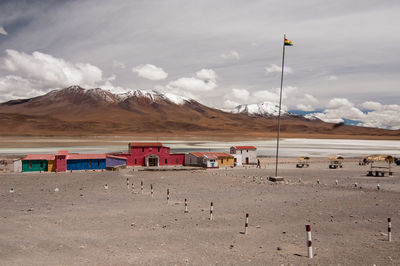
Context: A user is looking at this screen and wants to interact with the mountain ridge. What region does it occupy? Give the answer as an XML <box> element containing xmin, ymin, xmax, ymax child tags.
<box><xmin>0</xmin><ymin>86</ymin><xmax>398</xmax><ymax>139</ymax></box>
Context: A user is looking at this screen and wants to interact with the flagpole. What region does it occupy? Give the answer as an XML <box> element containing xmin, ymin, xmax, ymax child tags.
<box><xmin>275</xmin><ymin>34</ymin><xmax>286</xmax><ymax>177</ymax></box>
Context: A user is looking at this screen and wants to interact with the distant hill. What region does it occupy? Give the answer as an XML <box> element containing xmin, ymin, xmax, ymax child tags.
<box><xmin>0</xmin><ymin>85</ymin><xmax>399</xmax><ymax>139</ymax></box>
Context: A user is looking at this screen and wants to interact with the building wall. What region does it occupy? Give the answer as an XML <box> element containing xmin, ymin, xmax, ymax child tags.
<box><xmin>130</xmin><ymin>146</ymin><xmax>170</xmax><ymax>156</ymax></box>
<box><xmin>67</xmin><ymin>159</ymin><xmax>106</xmax><ymax>171</ymax></box>
<box><xmin>231</xmin><ymin>148</ymin><xmax>257</xmax><ymax>164</ymax></box>
<box><xmin>22</xmin><ymin>160</ymin><xmax>48</xmax><ymax>172</ymax></box>
<box><xmin>202</xmin><ymin>158</ymin><xmax>218</xmax><ymax>168</ymax></box>
<box><xmin>185</xmin><ymin>153</ymin><xmax>202</xmax><ymax>166</ymax></box>
<box><xmin>218</xmin><ymin>157</ymin><xmax>235</xmax><ymax>167</ymax></box>
<box><xmin>106</xmin><ymin>157</ymin><xmax>127</xmax><ymax>168</ymax></box>
<box><xmin>13</xmin><ymin>160</ymin><xmax>22</xmax><ymax>172</ymax></box>
<box><xmin>119</xmin><ymin>145</ymin><xmax>184</xmax><ymax>166</ymax></box>
<box><xmin>55</xmin><ymin>155</ymin><xmax>67</xmax><ymax>172</ymax></box>
<box><xmin>232</xmin><ymin>154</ymin><xmax>242</xmax><ymax>166</ymax></box>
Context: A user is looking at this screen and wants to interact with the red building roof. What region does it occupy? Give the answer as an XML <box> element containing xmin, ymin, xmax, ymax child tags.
<box><xmin>232</xmin><ymin>146</ymin><xmax>257</xmax><ymax>150</ymax></box>
<box><xmin>129</xmin><ymin>142</ymin><xmax>163</xmax><ymax>147</ymax></box>
<box><xmin>190</xmin><ymin>152</ymin><xmax>233</xmax><ymax>158</ymax></box>
<box><xmin>23</xmin><ymin>154</ymin><xmax>55</xmax><ymax>160</ymax></box>
<box><xmin>67</xmin><ymin>154</ymin><xmax>107</xmax><ymax>160</ymax></box>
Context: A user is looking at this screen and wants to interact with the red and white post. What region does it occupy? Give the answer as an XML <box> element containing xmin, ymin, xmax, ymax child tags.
<box><xmin>141</xmin><ymin>181</ymin><xmax>144</xmax><ymax>194</ymax></box>
<box><xmin>388</xmin><ymin>218</ymin><xmax>392</xmax><ymax>242</ymax></box>
<box><xmin>306</xmin><ymin>224</ymin><xmax>313</xmax><ymax>258</ymax></box>
<box><xmin>244</xmin><ymin>213</ymin><xmax>249</xmax><ymax>235</ymax></box>
<box><xmin>131</xmin><ymin>183</ymin><xmax>135</xmax><ymax>193</ymax></box>
<box><xmin>184</xmin><ymin>198</ymin><xmax>188</xmax><ymax>213</ymax></box>
<box><xmin>126</xmin><ymin>178</ymin><xmax>129</xmax><ymax>189</ymax></box>
<box><xmin>150</xmin><ymin>184</ymin><xmax>153</xmax><ymax>198</ymax></box>
<box><xmin>210</xmin><ymin>202</ymin><xmax>213</xmax><ymax>220</ymax></box>
<box><xmin>167</xmin><ymin>189</ymin><xmax>170</xmax><ymax>203</ymax></box>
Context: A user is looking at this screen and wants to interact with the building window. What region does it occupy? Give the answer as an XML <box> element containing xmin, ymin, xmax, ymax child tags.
<box><xmin>134</xmin><ymin>159</ymin><xmax>137</xmax><ymax>164</ymax></box>
<box><xmin>98</xmin><ymin>161</ymin><xmax>100</xmax><ymax>167</ymax></box>
<box><xmin>89</xmin><ymin>161</ymin><xmax>92</xmax><ymax>167</ymax></box>
<box><xmin>234</xmin><ymin>158</ymin><xmax>237</xmax><ymax>162</ymax></box>
<box><xmin>29</xmin><ymin>161</ymin><xmax>32</xmax><ymax>168</ymax></box>
<box><xmin>142</xmin><ymin>148</ymin><xmax>144</xmax><ymax>152</ymax></box>
<box><xmin>40</xmin><ymin>161</ymin><xmax>43</xmax><ymax>168</ymax></box>
<box><xmin>241</xmin><ymin>150</ymin><xmax>242</xmax><ymax>154</ymax></box>
<box><xmin>247</xmin><ymin>150</ymin><xmax>248</xmax><ymax>152</ymax></box>
<box><xmin>175</xmin><ymin>159</ymin><xmax>178</xmax><ymax>163</ymax></box>
<box><xmin>165</xmin><ymin>159</ymin><xmax>167</xmax><ymax>164</ymax></box>
<box><xmin>158</xmin><ymin>147</ymin><xmax>160</xmax><ymax>152</ymax></box>
<box><xmin>221</xmin><ymin>159</ymin><xmax>224</xmax><ymax>164</ymax></box>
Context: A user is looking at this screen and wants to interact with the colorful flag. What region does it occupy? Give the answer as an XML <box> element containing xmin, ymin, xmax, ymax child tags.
<box><xmin>284</xmin><ymin>38</ymin><xmax>294</xmax><ymax>46</ymax></box>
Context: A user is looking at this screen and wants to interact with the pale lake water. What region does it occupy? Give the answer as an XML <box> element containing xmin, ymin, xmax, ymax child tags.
<box><xmin>0</xmin><ymin>138</ymin><xmax>399</xmax><ymax>158</ymax></box>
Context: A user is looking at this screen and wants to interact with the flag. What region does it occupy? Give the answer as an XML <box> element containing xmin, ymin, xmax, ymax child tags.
<box><xmin>284</xmin><ymin>38</ymin><xmax>294</xmax><ymax>46</ymax></box>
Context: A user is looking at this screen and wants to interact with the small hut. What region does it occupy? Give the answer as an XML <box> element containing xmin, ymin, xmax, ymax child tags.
<box><xmin>328</xmin><ymin>155</ymin><xmax>344</xmax><ymax>169</ymax></box>
<box><xmin>296</xmin><ymin>156</ymin><xmax>310</xmax><ymax>168</ymax></box>
<box><xmin>365</xmin><ymin>154</ymin><xmax>393</xmax><ymax>176</ymax></box>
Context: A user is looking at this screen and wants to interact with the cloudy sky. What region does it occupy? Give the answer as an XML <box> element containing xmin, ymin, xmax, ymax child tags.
<box><xmin>0</xmin><ymin>0</ymin><xmax>399</xmax><ymax>129</ymax></box>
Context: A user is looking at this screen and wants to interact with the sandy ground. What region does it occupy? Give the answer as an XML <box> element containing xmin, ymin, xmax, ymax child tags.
<box><xmin>0</xmin><ymin>161</ymin><xmax>399</xmax><ymax>265</ymax></box>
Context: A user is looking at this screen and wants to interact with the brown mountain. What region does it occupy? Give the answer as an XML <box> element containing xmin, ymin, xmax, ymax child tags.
<box><xmin>0</xmin><ymin>86</ymin><xmax>399</xmax><ymax>139</ymax></box>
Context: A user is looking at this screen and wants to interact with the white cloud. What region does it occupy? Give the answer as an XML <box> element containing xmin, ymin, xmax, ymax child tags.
<box><xmin>0</xmin><ymin>50</ymin><xmax>127</xmax><ymax>102</ymax></box>
<box><xmin>196</xmin><ymin>69</ymin><xmax>218</xmax><ymax>82</ymax></box>
<box><xmin>223</xmin><ymin>99</ymin><xmax>240</xmax><ymax>108</ymax></box>
<box><xmin>326</xmin><ymin>98</ymin><xmax>353</xmax><ymax>109</ymax></box>
<box><xmin>167</xmin><ymin>77</ymin><xmax>217</xmax><ymax>92</ymax></box>
<box><xmin>231</xmin><ymin>88</ymin><xmax>250</xmax><ymax>101</ymax></box>
<box><xmin>132</xmin><ymin>64</ymin><xmax>168</xmax><ymax>80</ymax></box>
<box><xmin>296</xmin><ymin>104</ymin><xmax>315</xmax><ymax>111</ymax></box>
<box><xmin>265</xmin><ymin>64</ymin><xmax>293</xmax><ymax>74</ymax></box>
<box><xmin>252</xmin><ymin>89</ymin><xmax>280</xmax><ymax>103</ymax></box>
<box><xmin>0</xmin><ymin>26</ymin><xmax>7</xmax><ymax>36</ymax></box>
<box><xmin>360</xmin><ymin>101</ymin><xmax>383</xmax><ymax>111</ymax></box>
<box><xmin>220</xmin><ymin>50</ymin><xmax>240</xmax><ymax>60</ymax></box>
<box><xmin>327</xmin><ymin>75</ymin><xmax>338</xmax><ymax>81</ymax></box>
<box><xmin>2</xmin><ymin>49</ymin><xmax>103</xmax><ymax>87</ymax></box>
<box><xmin>112</xmin><ymin>60</ymin><xmax>125</xmax><ymax>69</ymax></box>
<box><xmin>307</xmin><ymin>98</ymin><xmax>400</xmax><ymax>129</ymax></box>
<box><xmin>154</xmin><ymin>69</ymin><xmax>219</xmax><ymax>100</ymax></box>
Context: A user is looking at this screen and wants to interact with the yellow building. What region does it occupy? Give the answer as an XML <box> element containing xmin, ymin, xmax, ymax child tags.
<box><xmin>216</xmin><ymin>153</ymin><xmax>235</xmax><ymax>167</ymax></box>
<box><xmin>47</xmin><ymin>160</ymin><xmax>56</xmax><ymax>172</ymax></box>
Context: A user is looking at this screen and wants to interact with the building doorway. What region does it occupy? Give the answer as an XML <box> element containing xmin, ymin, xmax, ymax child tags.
<box><xmin>148</xmin><ymin>157</ymin><xmax>158</xmax><ymax>166</ymax></box>
<box><xmin>245</xmin><ymin>157</ymin><xmax>249</xmax><ymax>164</ymax></box>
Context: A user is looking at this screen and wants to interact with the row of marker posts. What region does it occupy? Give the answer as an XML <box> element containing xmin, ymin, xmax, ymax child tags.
<box><xmin>112</xmin><ymin>177</ymin><xmax>394</xmax><ymax>259</ymax></box>
<box><xmin>6</xmin><ymin>177</ymin><xmax>395</xmax><ymax>260</ymax></box>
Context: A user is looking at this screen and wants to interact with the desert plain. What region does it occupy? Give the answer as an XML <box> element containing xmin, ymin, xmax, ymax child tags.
<box><xmin>0</xmin><ymin>158</ymin><xmax>399</xmax><ymax>265</ymax></box>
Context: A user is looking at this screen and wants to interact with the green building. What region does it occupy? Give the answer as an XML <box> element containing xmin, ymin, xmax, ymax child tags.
<box><xmin>22</xmin><ymin>154</ymin><xmax>54</xmax><ymax>172</ymax></box>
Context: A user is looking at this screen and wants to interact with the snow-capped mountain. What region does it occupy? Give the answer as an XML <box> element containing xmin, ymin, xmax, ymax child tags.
<box><xmin>115</xmin><ymin>89</ymin><xmax>188</xmax><ymax>105</ymax></box>
<box><xmin>0</xmin><ymin>85</ymin><xmax>396</xmax><ymax>137</ymax></box>
<box><xmin>229</xmin><ymin>101</ymin><xmax>287</xmax><ymax>116</ymax></box>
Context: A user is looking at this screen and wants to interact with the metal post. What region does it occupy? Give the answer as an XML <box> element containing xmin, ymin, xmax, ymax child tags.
<box><xmin>275</xmin><ymin>34</ymin><xmax>287</xmax><ymax>177</ymax></box>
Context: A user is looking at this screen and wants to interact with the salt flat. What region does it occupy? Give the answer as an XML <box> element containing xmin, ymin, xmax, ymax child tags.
<box><xmin>0</xmin><ymin>137</ymin><xmax>399</xmax><ymax>157</ymax></box>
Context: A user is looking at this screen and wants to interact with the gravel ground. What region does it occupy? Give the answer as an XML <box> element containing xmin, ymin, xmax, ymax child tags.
<box><xmin>0</xmin><ymin>160</ymin><xmax>399</xmax><ymax>265</ymax></box>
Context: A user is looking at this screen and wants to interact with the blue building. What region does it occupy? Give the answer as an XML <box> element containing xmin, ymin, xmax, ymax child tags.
<box><xmin>66</xmin><ymin>154</ymin><xmax>106</xmax><ymax>171</ymax></box>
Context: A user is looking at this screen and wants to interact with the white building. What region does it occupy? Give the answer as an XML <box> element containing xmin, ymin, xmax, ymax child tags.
<box><xmin>230</xmin><ymin>146</ymin><xmax>257</xmax><ymax>165</ymax></box>
<box><xmin>231</xmin><ymin>154</ymin><xmax>242</xmax><ymax>166</ymax></box>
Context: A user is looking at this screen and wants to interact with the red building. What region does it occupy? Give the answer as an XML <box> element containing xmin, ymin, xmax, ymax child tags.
<box><xmin>117</xmin><ymin>142</ymin><xmax>185</xmax><ymax>166</ymax></box>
